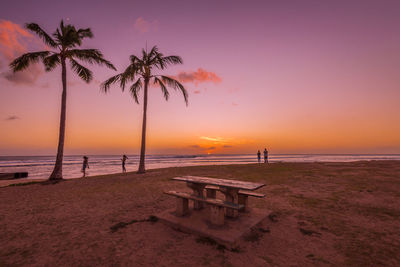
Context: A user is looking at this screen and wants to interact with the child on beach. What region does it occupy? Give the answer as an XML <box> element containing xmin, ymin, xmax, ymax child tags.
<box><xmin>121</xmin><ymin>155</ymin><xmax>128</xmax><ymax>173</ymax></box>
<box><xmin>264</xmin><ymin>148</ymin><xmax>268</xmax><ymax>163</ymax></box>
<box><xmin>82</xmin><ymin>156</ymin><xmax>89</xmax><ymax>177</ymax></box>
<box><xmin>257</xmin><ymin>150</ymin><xmax>261</xmax><ymax>163</ymax></box>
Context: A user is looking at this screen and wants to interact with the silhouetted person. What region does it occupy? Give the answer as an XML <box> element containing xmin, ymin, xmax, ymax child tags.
<box><xmin>264</xmin><ymin>148</ymin><xmax>268</xmax><ymax>163</ymax></box>
<box><xmin>122</xmin><ymin>154</ymin><xmax>128</xmax><ymax>172</ymax></box>
<box><xmin>82</xmin><ymin>156</ymin><xmax>89</xmax><ymax>177</ymax></box>
<box><xmin>257</xmin><ymin>150</ymin><xmax>261</xmax><ymax>163</ymax></box>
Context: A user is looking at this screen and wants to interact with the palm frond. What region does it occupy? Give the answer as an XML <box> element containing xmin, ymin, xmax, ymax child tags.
<box><xmin>9</xmin><ymin>51</ymin><xmax>50</xmax><ymax>72</ymax></box>
<box><xmin>43</xmin><ymin>53</ymin><xmax>60</xmax><ymax>71</ymax></box>
<box><xmin>53</xmin><ymin>28</ymin><xmax>63</xmax><ymax>44</ymax></box>
<box><xmin>77</xmin><ymin>28</ymin><xmax>93</xmax><ymax>39</ymax></box>
<box><xmin>161</xmin><ymin>75</ymin><xmax>188</xmax><ymax>105</ymax></box>
<box><xmin>148</xmin><ymin>46</ymin><xmax>159</xmax><ymax>59</ymax></box>
<box><xmin>70</xmin><ymin>58</ymin><xmax>92</xmax><ymax>83</ymax></box>
<box><xmin>119</xmin><ymin>64</ymin><xmax>137</xmax><ymax>90</ymax></box>
<box><xmin>142</xmin><ymin>48</ymin><xmax>148</xmax><ymax>64</ymax></box>
<box><xmin>129</xmin><ymin>79</ymin><xmax>142</xmax><ymax>104</ymax></box>
<box><xmin>161</xmin><ymin>55</ymin><xmax>183</xmax><ymax>66</ymax></box>
<box><xmin>100</xmin><ymin>73</ymin><xmax>123</xmax><ymax>92</ymax></box>
<box><xmin>130</xmin><ymin>55</ymin><xmax>140</xmax><ymax>64</ymax></box>
<box><xmin>153</xmin><ymin>77</ymin><xmax>169</xmax><ymax>101</ymax></box>
<box><xmin>67</xmin><ymin>49</ymin><xmax>116</xmax><ymax>70</ymax></box>
<box><xmin>25</xmin><ymin>23</ymin><xmax>58</xmax><ymax>48</ymax></box>
<box><xmin>63</xmin><ymin>24</ymin><xmax>81</xmax><ymax>48</ymax></box>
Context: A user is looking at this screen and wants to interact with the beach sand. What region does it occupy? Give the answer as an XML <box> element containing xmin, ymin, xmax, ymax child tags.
<box><xmin>0</xmin><ymin>161</ymin><xmax>399</xmax><ymax>266</ymax></box>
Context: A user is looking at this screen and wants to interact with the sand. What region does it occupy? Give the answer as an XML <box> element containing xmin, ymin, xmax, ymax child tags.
<box><xmin>0</xmin><ymin>161</ymin><xmax>399</xmax><ymax>266</ymax></box>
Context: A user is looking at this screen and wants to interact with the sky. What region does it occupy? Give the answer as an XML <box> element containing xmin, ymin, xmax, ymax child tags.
<box><xmin>0</xmin><ymin>0</ymin><xmax>399</xmax><ymax>155</ymax></box>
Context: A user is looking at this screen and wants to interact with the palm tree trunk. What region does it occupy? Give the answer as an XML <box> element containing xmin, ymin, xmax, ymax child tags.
<box><xmin>137</xmin><ymin>78</ymin><xmax>149</xmax><ymax>174</ymax></box>
<box><xmin>49</xmin><ymin>58</ymin><xmax>67</xmax><ymax>180</ymax></box>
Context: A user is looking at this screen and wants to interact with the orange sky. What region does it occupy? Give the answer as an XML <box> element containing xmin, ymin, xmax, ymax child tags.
<box><xmin>1</xmin><ymin>1</ymin><xmax>400</xmax><ymax>155</ymax></box>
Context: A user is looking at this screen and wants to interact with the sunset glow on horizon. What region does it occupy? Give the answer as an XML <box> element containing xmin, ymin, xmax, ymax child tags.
<box><xmin>1</xmin><ymin>0</ymin><xmax>399</xmax><ymax>156</ymax></box>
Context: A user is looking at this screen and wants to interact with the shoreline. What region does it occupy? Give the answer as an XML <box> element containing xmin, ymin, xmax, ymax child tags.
<box><xmin>1</xmin><ymin>160</ymin><xmax>399</xmax><ymax>265</ymax></box>
<box><xmin>1</xmin><ymin>160</ymin><xmax>399</xmax><ymax>188</ymax></box>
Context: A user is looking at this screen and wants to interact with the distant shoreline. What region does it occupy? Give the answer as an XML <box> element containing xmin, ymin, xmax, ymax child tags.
<box><xmin>1</xmin><ymin>160</ymin><xmax>399</xmax><ymax>188</ymax></box>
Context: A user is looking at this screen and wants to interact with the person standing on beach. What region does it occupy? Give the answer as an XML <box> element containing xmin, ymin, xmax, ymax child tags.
<box><xmin>121</xmin><ymin>155</ymin><xmax>128</xmax><ymax>173</ymax></box>
<box><xmin>82</xmin><ymin>156</ymin><xmax>89</xmax><ymax>177</ymax></box>
<box><xmin>257</xmin><ymin>150</ymin><xmax>261</xmax><ymax>163</ymax></box>
<box><xmin>264</xmin><ymin>148</ymin><xmax>268</xmax><ymax>163</ymax></box>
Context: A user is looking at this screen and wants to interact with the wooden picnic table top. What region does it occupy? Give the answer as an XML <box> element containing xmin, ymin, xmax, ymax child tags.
<box><xmin>172</xmin><ymin>176</ymin><xmax>265</xmax><ymax>191</ymax></box>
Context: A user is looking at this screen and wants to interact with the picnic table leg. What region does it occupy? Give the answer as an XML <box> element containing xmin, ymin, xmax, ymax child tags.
<box><xmin>238</xmin><ymin>194</ymin><xmax>248</xmax><ymax>212</ymax></box>
<box><xmin>221</xmin><ymin>188</ymin><xmax>239</xmax><ymax>218</ymax></box>
<box><xmin>176</xmin><ymin>197</ymin><xmax>189</xmax><ymax>216</ymax></box>
<box><xmin>187</xmin><ymin>182</ymin><xmax>205</xmax><ymax>210</ymax></box>
<box><xmin>209</xmin><ymin>205</ymin><xmax>225</xmax><ymax>225</ymax></box>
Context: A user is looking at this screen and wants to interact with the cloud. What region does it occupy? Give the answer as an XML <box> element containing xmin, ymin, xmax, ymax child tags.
<box><xmin>0</xmin><ymin>20</ymin><xmax>43</xmax><ymax>85</ymax></box>
<box><xmin>207</xmin><ymin>146</ymin><xmax>216</xmax><ymax>150</ymax></box>
<box><xmin>0</xmin><ymin>20</ymin><xmax>32</xmax><ymax>60</ymax></box>
<box><xmin>223</xmin><ymin>145</ymin><xmax>233</xmax><ymax>148</ymax></box>
<box><xmin>190</xmin><ymin>145</ymin><xmax>201</xmax><ymax>148</ymax></box>
<box><xmin>5</xmin><ymin>115</ymin><xmax>20</xmax><ymax>121</ymax></box>
<box><xmin>2</xmin><ymin>64</ymin><xmax>42</xmax><ymax>84</ymax></box>
<box><xmin>193</xmin><ymin>90</ymin><xmax>201</xmax><ymax>94</ymax></box>
<box><xmin>200</xmin><ymin>136</ymin><xmax>227</xmax><ymax>143</ymax></box>
<box><xmin>175</xmin><ymin>68</ymin><xmax>221</xmax><ymax>86</ymax></box>
<box><xmin>134</xmin><ymin>17</ymin><xmax>158</xmax><ymax>33</ymax></box>
<box><xmin>228</xmin><ymin>87</ymin><xmax>240</xmax><ymax>94</ymax></box>
<box><xmin>232</xmin><ymin>102</ymin><xmax>238</xmax><ymax>106</ymax></box>
<box><xmin>41</xmin><ymin>82</ymin><xmax>50</xmax><ymax>88</ymax></box>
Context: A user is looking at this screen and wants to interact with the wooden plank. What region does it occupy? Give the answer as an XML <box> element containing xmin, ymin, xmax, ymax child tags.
<box><xmin>205</xmin><ymin>186</ymin><xmax>266</xmax><ymax>198</ymax></box>
<box><xmin>238</xmin><ymin>190</ymin><xmax>266</xmax><ymax>198</ymax></box>
<box><xmin>164</xmin><ymin>191</ymin><xmax>243</xmax><ymax>210</ymax></box>
<box><xmin>205</xmin><ymin>185</ymin><xmax>219</xmax><ymax>190</ymax></box>
<box><xmin>172</xmin><ymin>176</ymin><xmax>265</xmax><ymax>191</ymax></box>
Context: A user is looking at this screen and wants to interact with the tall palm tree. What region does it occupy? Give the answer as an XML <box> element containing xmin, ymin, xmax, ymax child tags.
<box><xmin>10</xmin><ymin>21</ymin><xmax>116</xmax><ymax>180</ymax></box>
<box><xmin>101</xmin><ymin>46</ymin><xmax>188</xmax><ymax>173</ymax></box>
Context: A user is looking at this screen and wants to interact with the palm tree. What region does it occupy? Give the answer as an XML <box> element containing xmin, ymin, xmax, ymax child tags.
<box><xmin>101</xmin><ymin>46</ymin><xmax>188</xmax><ymax>173</ymax></box>
<box><xmin>10</xmin><ymin>21</ymin><xmax>116</xmax><ymax>180</ymax></box>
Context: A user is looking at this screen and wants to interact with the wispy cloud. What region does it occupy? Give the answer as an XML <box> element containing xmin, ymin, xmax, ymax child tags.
<box><xmin>5</xmin><ymin>115</ymin><xmax>20</xmax><ymax>121</ymax></box>
<box><xmin>175</xmin><ymin>68</ymin><xmax>221</xmax><ymax>86</ymax></box>
<box><xmin>0</xmin><ymin>20</ymin><xmax>32</xmax><ymax>60</ymax></box>
<box><xmin>228</xmin><ymin>87</ymin><xmax>240</xmax><ymax>94</ymax></box>
<box><xmin>2</xmin><ymin>64</ymin><xmax>42</xmax><ymax>84</ymax></box>
<box><xmin>134</xmin><ymin>17</ymin><xmax>158</xmax><ymax>33</ymax></box>
<box><xmin>0</xmin><ymin>20</ymin><xmax>43</xmax><ymax>85</ymax></box>
<box><xmin>200</xmin><ymin>136</ymin><xmax>227</xmax><ymax>143</ymax></box>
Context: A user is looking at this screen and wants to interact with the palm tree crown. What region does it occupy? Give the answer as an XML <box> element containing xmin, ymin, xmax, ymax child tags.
<box><xmin>10</xmin><ymin>20</ymin><xmax>115</xmax><ymax>81</ymax></box>
<box><xmin>101</xmin><ymin>46</ymin><xmax>188</xmax><ymax>104</ymax></box>
<box><xmin>101</xmin><ymin>46</ymin><xmax>188</xmax><ymax>173</ymax></box>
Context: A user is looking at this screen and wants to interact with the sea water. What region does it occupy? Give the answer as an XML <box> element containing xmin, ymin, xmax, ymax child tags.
<box><xmin>0</xmin><ymin>154</ymin><xmax>399</xmax><ymax>180</ymax></box>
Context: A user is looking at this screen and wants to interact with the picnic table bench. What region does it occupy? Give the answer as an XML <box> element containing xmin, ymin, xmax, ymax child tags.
<box><xmin>164</xmin><ymin>176</ymin><xmax>265</xmax><ymax>225</ymax></box>
<box><xmin>205</xmin><ymin>185</ymin><xmax>266</xmax><ymax>212</ymax></box>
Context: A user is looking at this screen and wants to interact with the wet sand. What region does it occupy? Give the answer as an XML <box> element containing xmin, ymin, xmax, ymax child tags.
<box><xmin>0</xmin><ymin>161</ymin><xmax>399</xmax><ymax>266</ymax></box>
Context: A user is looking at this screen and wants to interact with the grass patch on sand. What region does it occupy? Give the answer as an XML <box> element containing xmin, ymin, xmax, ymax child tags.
<box><xmin>7</xmin><ymin>181</ymin><xmax>42</xmax><ymax>187</ymax></box>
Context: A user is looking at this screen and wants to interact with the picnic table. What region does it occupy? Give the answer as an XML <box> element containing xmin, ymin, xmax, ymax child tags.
<box><xmin>171</xmin><ymin>176</ymin><xmax>265</xmax><ymax>219</ymax></box>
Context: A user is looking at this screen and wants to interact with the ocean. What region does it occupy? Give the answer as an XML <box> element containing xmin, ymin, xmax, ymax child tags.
<box><xmin>0</xmin><ymin>154</ymin><xmax>399</xmax><ymax>180</ymax></box>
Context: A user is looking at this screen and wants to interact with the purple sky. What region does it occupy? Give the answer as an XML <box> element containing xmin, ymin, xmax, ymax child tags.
<box><xmin>1</xmin><ymin>0</ymin><xmax>399</xmax><ymax>155</ymax></box>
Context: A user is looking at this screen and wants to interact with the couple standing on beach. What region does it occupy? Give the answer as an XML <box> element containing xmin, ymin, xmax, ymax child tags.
<box><xmin>81</xmin><ymin>155</ymin><xmax>129</xmax><ymax>177</ymax></box>
<box><xmin>257</xmin><ymin>148</ymin><xmax>268</xmax><ymax>163</ymax></box>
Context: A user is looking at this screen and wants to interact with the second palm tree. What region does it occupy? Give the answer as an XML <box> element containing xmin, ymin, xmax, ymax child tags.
<box><xmin>101</xmin><ymin>46</ymin><xmax>188</xmax><ymax>173</ymax></box>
